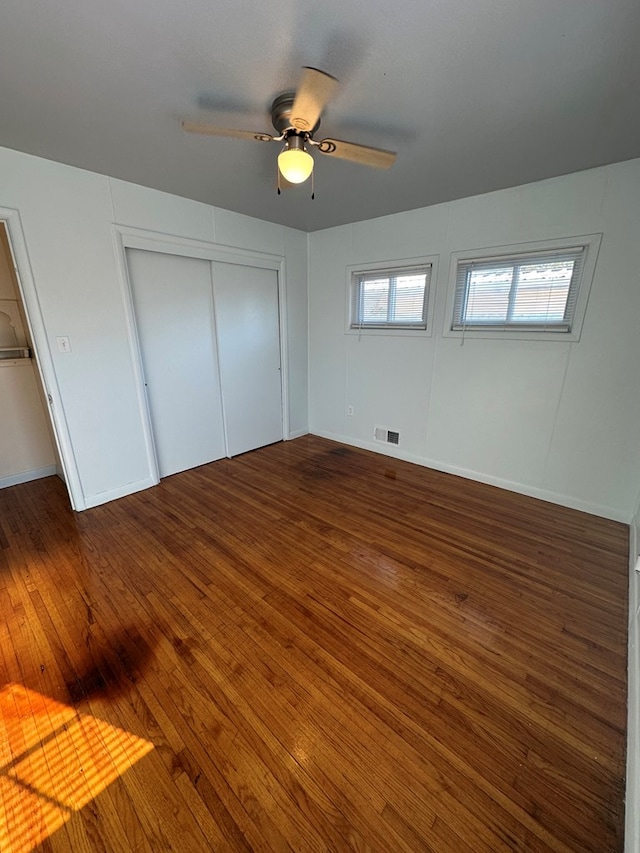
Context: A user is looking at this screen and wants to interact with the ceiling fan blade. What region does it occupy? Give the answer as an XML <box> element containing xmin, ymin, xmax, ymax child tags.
<box><xmin>315</xmin><ymin>138</ymin><xmax>397</xmax><ymax>169</ymax></box>
<box><xmin>290</xmin><ymin>67</ymin><xmax>339</xmax><ymax>132</ymax></box>
<box><xmin>182</xmin><ymin>121</ymin><xmax>276</xmax><ymax>142</ymax></box>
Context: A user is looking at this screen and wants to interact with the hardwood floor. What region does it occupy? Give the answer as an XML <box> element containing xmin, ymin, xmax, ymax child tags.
<box><xmin>0</xmin><ymin>435</ymin><xmax>628</xmax><ymax>852</ymax></box>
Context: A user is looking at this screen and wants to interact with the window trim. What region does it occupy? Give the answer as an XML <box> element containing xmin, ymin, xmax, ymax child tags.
<box><xmin>345</xmin><ymin>255</ymin><xmax>438</xmax><ymax>336</ymax></box>
<box><xmin>443</xmin><ymin>234</ymin><xmax>602</xmax><ymax>342</ymax></box>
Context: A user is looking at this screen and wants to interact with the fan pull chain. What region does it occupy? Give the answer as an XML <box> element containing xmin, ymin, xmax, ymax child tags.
<box><xmin>276</xmin><ymin>168</ymin><xmax>281</xmax><ymax>195</ymax></box>
<box><xmin>311</xmin><ymin>169</ymin><xmax>315</xmax><ymax>200</ymax></box>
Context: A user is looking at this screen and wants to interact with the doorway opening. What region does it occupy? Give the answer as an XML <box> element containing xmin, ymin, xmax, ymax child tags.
<box><xmin>0</xmin><ymin>222</ymin><xmax>65</xmax><ymax>495</ymax></box>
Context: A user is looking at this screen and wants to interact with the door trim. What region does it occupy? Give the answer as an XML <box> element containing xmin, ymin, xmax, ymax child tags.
<box><xmin>0</xmin><ymin>208</ymin><xmax>84</xmax><ymax>510</ymax></box>
<box><xmin>112</xmin><ymin>225</ymin><xmax>290</xmax><ymax>483</ymax></box>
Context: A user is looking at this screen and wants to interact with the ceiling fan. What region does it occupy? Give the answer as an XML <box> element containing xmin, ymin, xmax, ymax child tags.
<box><xmin>182</xmin><ymin>67</ymin><xmax>397</xmax><ymax>188</ymax></box>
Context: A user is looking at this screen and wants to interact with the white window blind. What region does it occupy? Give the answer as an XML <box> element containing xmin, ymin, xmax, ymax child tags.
<box><xmin>351</xmin><ymin>265</ymin><xmax>431</xmax><ymax>330</ymax></box>
<box><xmin>452</xmin><ymin>246</ymin><xmax>587</xmax><ymax>333</ymax></box>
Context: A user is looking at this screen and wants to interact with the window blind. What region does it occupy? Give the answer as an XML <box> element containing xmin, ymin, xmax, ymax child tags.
<box><xmin>452</xmin><ymin>246</ymin><xmax>586</xmax><ymax>333</ymax></box>
<box><xmin>351</xmin><ymin>265</ymin><xmax>431</xmax><ymax>329</ymax></box>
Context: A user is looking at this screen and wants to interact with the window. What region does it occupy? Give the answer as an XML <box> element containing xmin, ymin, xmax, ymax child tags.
<box><xmin>349</xmin><ymin>262</ymin><xmax>433</xmax><ymax>332</ymax></box>
<box><xmin>446</xmin><ymin>235</ymin><xmax>601</xmax><ymax>341</ymax></box>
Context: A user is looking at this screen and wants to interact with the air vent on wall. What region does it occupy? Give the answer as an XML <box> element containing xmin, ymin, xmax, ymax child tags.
<box><xmin>374</xmin><ymin>426</ymin><xmax>400</xmax><ymax>445</ymax></box>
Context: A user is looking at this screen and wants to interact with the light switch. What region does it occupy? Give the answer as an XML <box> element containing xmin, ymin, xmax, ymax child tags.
<box><xmin>56</xmin><ymin>336</ymin><xmax>71</xmax><ymax>353</ymax></box>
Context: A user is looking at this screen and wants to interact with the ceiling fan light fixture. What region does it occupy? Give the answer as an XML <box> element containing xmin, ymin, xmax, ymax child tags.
<box><xmin>278</xmin><ymin>135</ymin><xmax>314</xmax><ymax>184</ymax></box>
<box><xmin>183</xmin><ymin>67</ymin><xmax>397</xmax><ymax>195</ymax></box>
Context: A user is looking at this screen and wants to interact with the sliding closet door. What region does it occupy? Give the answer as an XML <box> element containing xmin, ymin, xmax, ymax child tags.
<box><xmin>212</xmin><ymin>262</ymin><xmax>283</xmax><ymax>457</ymax></box>
<box><xmin>126</xmin><ymin>249</ymin><xmax>226</xmax><ymax>477</ymax></box>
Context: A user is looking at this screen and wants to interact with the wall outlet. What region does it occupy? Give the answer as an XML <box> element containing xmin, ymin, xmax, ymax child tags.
<box><xmin>347</xmin><ymin>405</ymin><xmax>354</xmax><ymax>416</ymax></box>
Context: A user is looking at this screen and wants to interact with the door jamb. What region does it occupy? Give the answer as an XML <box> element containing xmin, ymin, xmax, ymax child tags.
<box><xmin>1</xmin><ymin>208</ymin><xmax>84</xmax><ymax>509</ymax></box>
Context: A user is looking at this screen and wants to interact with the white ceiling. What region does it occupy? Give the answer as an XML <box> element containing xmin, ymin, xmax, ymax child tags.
<box><xmin>1</xmin><ymin>0</ymin><xmax>638</xmax><ymax>232</ymax></box>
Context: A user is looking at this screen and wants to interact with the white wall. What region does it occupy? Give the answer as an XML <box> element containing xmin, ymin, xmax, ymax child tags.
<box><xmin>308</xmin><ymin>158</ymin><xmax>640</xmax><ymax>522</ymax></box>
<box><xmin>628</xmin><ymin>494</ymin><xmax>640</xmax><ymax>852</ymax></box>
<box><xmin>0</xmin><ymin>147</ymin><xmax>308</xmax><ymax>508</ymax></box>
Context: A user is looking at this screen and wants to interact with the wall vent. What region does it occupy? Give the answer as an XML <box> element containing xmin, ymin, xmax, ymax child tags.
<box><xmin>374</xmin><ymin>426</ymin><xmax>400</xmax><ymax>445</ymax></box>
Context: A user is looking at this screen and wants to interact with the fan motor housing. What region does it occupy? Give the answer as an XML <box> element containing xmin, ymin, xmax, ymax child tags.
<box><xmin>271</xmin><ymin>93</ymin><xmax>320</xmax><ymax>136</ymax></box>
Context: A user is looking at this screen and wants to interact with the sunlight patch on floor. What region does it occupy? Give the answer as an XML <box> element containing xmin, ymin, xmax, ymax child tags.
<box><xmin>0</xmin><ymin>683</ymin><xmax>153</xmax><ymax>853</ymax></box>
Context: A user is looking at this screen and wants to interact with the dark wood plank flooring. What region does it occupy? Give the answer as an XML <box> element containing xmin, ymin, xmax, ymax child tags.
<box><xmin>0</xmin><ymin>435</ymin><xmax>628</xmax><ymax>851</ymax></box>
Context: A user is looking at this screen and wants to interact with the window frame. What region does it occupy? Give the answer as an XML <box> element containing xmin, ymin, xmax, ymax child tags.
<box><xmin>443</xmin><ymin>234</ymin><xmax>602</xmax><ymax>342</ymax></box>
<box><xmin>345</xmin><ymin>255</ymin><xmax>438</xmax><ymax>337</ymax></box>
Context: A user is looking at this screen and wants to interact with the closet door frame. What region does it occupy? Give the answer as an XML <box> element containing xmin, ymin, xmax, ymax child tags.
<box><xmin>113</xmin><ymin>225</ymin><xmax>289</xmax><ymax>486</ymax></box>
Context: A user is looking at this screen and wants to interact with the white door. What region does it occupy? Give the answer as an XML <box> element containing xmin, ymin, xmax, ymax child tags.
<box><xmin>212</xmin><ymin>262</ymin><xmax>283</xmax><ymax>457</ymax></box>
<box><xmin>126</xmin><ymin>249</ymin><xmax>226</xmax><ymax>477</ymax></box>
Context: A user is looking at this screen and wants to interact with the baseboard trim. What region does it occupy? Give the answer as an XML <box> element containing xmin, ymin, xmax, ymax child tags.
<box><xmin>82</xmin><ymin>476</ymin><xmax>157</xmax><ymax>510</ymax></box>
<box><xmin>309</xmin><ymin>429</ymin><xmax>630</xmax><ymax>523</ymax></box>
<box><xmin>0</xmin><ymin>465</ymin><xmax>58</xmax><ymax>490</ymax></box>
<box><xmin>287</xmin><ymin>428</ymin><xmax>309</xmax><ymax>440</ymax></box>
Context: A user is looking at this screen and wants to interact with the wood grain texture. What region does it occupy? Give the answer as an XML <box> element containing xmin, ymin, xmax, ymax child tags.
<box><xmin>0</xmin><ymin>435</ymin><xmax>628</xmax><ymax>851</ymax></box>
